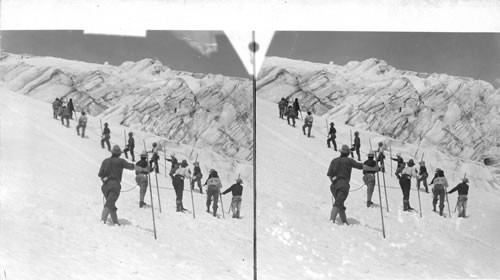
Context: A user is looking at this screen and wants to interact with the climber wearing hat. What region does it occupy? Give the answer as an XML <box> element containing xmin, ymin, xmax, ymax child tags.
<box><xmin>135</xmin><ymin>151</ymin><xmax>152</xmax><ymax>208</ymax></box>
<box><xmin>98</xmin><ymin>145</ymin><xmax>135</xmax><ymax>225</ymax></box>
<box><xmin>101</xmin><ymin>122</ymin><xmax>111</xmax><ymax>151</ymax></box>
<box><xmin>205</xmin><ymin>169</ymin><xmax>223</xmax><ymax>217</ymax></box>
<box><xmin>166</xmin><ymin>153</ymin><xmax>178</xmax><ymax>180</ymax></box>
<box><xmin>363</xmin><ymin>150</ymin><xmax>380</xmax><ymax>207</ymax></box>
<box><xmin>391</xmin><ymin>152</ymin><xmax>405</xmax><ymax>179</ymax></box>
<box><xmin>191</xmin><ymin>161</ymin><xmax>203</xmax><ymax>194</ymax></box>
<box><xmin>430</xmin><ymin>168</ymin><xmax>449</xmax><ymax>216</ymax></box>
<box><xmin>350</xmin><ymin>131</ymin><xmax>361</xmax><ymax>161</ymax></box>
<box><xmin>76</xmin><ymin>111</ymin><xmax>88</xmax><ymax>138</ymax></box>
<box><xmin>222</xmin><ymin>177</ymin><xmax>244</xmax><ymax>218</ymax></box>
<box><xmin>149</xmin><ymin>142</ymin><xmax>160</xmax><ymax>174</ymax></box>
<box><xmin>327</xmin><ymin>144</ymin><xmax>364</xmax><ymax>225</ymax></box>
<box><xmin>448</xmin><ymin>177</ymin><xmax>469</xmax><ymax>218</ymax></box>
<box><xmin>399</xmin><ymin>159</ymin><xmax>420</xmax><ymax>211</ymax></box>
<box><xmin>417</xmin><ymin>160</ymin><xmax>429</xmax><ymax>193</ymax></box>
<box><xmin>123</xmin><ymin>132</ymin><xmax>135</xmax><ymax>162</ymax></box>
<box><xmin>173</xmin><ymin>159</ymin><xmax>190</xmax><ymax>212</ymax></box>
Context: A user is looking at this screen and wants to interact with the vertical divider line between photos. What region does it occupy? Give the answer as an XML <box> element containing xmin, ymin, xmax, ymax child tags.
<box><xmin>252</xmin><ymin>30</ymin><xmax>257</xmax><ymax>280</ymax></box>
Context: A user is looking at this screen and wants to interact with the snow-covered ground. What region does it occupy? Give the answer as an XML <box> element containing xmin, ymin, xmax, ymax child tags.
<box><xmin>256</xmin><ymin>97</ymin><xmax>500</xmax><ymax>279</ymax></box>
<box><xmin>0</xmin><ymin>88</ymin><xmax>253</xmax><ymax>279</ymax></box>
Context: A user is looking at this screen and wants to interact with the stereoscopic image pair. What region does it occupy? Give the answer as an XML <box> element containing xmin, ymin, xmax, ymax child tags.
<box><xmin>1</xmin><ymin>30</ymin><xmax>499</xmax><ymax>279</ymax></box>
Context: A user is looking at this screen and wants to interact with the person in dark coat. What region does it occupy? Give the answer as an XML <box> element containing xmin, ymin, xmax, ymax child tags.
<box><xmin>278</xmin><ymin>98</ymin><xmax>287</xmax><ymax>119</ymax></box>
<box><xmin>430</xmin><ymin>168</ymin><xmax>449</xmax><ymax>216</ymax></box>
<box><xmin>76</xmin><ymin>112</ymin><xmax>88</xmax><ymax>138</ymax></box>
<box><xmin>67</xmin><ymin>98</ymin><xmax>75</xmax><ymax>119</ymax></box>
<box><xmin>205</xmin><ymin>169</ymin><xmax>223</xmax><ymax>217</ymax></box>
<box><xmin>123</xmin><ymin>132</ymin><xmax>135</xmax><ymax>162</ymax></box>
<box><xmin>327</xmin><ymin>122</ymin><xmax>337</xmax><ymax>151</ymax></box>
<box><xmin>351</xmin><ymin>131</ymin><xmax>361</xmax><ymax>161</ymax></box>
<box><xmin>101</xmin><ymin>123</ymin><xmax>111</xmax><ymax>151</ymax></box>
<box><xmin>293</xmin><ymin>98</ymin><xmax>301</xmax><ymax>119</ymax></box>
<box><xmin>191</xmin><ymin>161</ymin><xmax>203</xmax><ymax>194</ymax></box>
<box><xmin>287</xmin><ymin>105</ymin><xmax>297</xmax><ymax>127</ymax></box>
<box><xmin>327</xmin><ymin>144</ymin><xmax>364</xmax><ymax>225</ymax></box>
<box><xmin>222</xmin><ymin>178</ymin><xmax>243</xmax><ymax>218</ymax></box>
<box><xmin>52</xmin><ymin>98</ymin><xmax>61</xmax><ymax>119</ymax></box>
<box><xmin>417</xmin><ymin>161</ymin><xmax>429</xmax><ymax>193</ymax></box>
<box><xmin>60</xmin><ymin>105</ymin><xmax>71</xmax><ymax>127</ymax></box>
<box><xmin>392</xmin><ymin>153</ymin><xmax>405</xmax><ymax>179</ymax></box>
<box><xmin>399</xmin><ymin>159</ymin><xmax>419</xmax><ymax>211</ymax></box>
<box><xmin>135</xmin><ymin>151</ymin><xmax>151</xmax><ymax>208</ymax></box>
<box><xmin>98</xmin><ymin>145</ymin><xmax>135</xmax><ymax>225</ymax></box>
<box><xmin>363</xmin><ymin>150</ymin><xmax>380</xmax><ymax>207</ymax></box>
<box><xmin>166</xmin><ymin>153</ymin><xmax>178</xmax><ymax>180</ymax></box>
<box><xmin>448</xmin><ymin>177</ymin><xmax>469</xmax><ymax>218</ymax></box>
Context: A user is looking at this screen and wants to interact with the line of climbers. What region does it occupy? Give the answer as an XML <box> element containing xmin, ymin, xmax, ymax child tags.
<box><xmin>277</xmin><ymin>97</ymin><xmax>363</xmax><ymax>161</ymax></box>
<box><xmin>327</xmin><ymin>144</ymin><xmax>470</xmax><ymax>225</ymax></box>
<box><xmin>50</xmin><ymin>97</ymin><xmax>244</xmax><ymax>226</ymax></box>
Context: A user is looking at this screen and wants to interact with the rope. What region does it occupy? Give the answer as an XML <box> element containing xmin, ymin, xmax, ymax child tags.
<box><xmin>349</xmin><ymin>183</ymin><xmax>366</xmax><ymax>192</ymax></box>
<box><xmin>120</xmin><ymin>185</ymin><xmax>138</xmax><ymax>192</ymax></box>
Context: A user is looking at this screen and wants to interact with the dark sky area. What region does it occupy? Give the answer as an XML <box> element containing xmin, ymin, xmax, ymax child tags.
<box><xmin>267</xmin><ymin>32</ymin><xmax>500</xmax><ymax>87</ymax></box>
<box><xmin>1</xmin><ymin>30</ymin><xmax>249</xmax><ymax>78</ymax></box>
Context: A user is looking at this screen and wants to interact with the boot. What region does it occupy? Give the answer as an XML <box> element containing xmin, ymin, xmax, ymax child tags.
<box><xmin>206</xmin><ymin>202</ymin><xmax>211</xmax><ymax>213</ymax></box>
<box><xmin>199</xmin><ymin>187</ymin><xmax>203</xmax><ymax>194</ymax></box>
<box><xmin>213</xmin><ymin>207</ymin><xmax>218</xmax><ymax>217</ymax></box>
<box><xmin>181</xmin><ymin>202</ymin><xmax>187</xmax><ymax>211</ymax></box>
<box><xmin>139</xmin><ymin>201</ymin><xmax>146</xmax><ymax>208</ymax></box>
<box><xmin>403</xmin><ymin>201</ymin><xmax>409</xmax><ymax>211</ymax></box>
<box><xmin>433</xmin><ymin>203</ymin><xmax>437</xmax><ymax>212</ymax></box>
<box><xmin>367</xmin><ymin>201</ymin><xmax>373</xmax><ymax>207</ymax></box>
<box><xmin>176</xmin><ymin>200</ymin><xmax>182</xmax><ymax>212</ymax></box>
<box><xmin>101</xmin><ymin>207</ymin><xmax>110</xmax><ymax>224</ymax></box>
<box><xmin>439</xmin><ymin>208</ymin><xmax>443</xmax><ymax>216</ymax></box>
<box><xmin>339</xmin><ymin>211</ymin><xmax>349</xmax><ymax>225</ymax></box>
<box><xmin>110</xmin><ymin>208</ymin><xmax>120</xmax><ymax>226</ymax></box>
<box><xmin>330</xmin><ymin>206</ymin><xmax>339</xmax><ymax>223</ymax></box>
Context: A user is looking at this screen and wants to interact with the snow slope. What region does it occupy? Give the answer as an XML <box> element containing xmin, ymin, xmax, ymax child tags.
<box><xmin>0</xmin><ymin>53</ymin><xmax>253</xmax><ymax>161</ymax></box>
<box><xmin>256</xmin><ymin>97</ymin><xmax>500</xmax><ymax>279</ymax></box>
<box><xmin>257</xmin><ymin>56</ymin><xmax>500</xmax><ymax>168</ymax></box>
<box><xmin>0</xmin><ymin>89</ymin><xmax>253</xmax><ymax>280</ymax></box>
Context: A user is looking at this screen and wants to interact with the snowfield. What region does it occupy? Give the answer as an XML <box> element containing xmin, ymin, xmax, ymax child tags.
<box><xmin>0</xmin><ymin>88</ymin><xmax>253</xmax><ymax>280</ymax></box>
<box><xmin>256</xmin><ymin>97</ymin><xmax>500</xmax><ymax>279</ymax></box>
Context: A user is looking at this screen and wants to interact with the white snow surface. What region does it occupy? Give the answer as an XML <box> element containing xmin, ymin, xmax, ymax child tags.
<box><xmin>257</xmin><ymin>97</ymin><xmax>500</xmax><ymax>279</ymax></box>
<box><xmin>0</xmin><ymin>89</ymin><xmax>253</xmax><ymax>279</ymax></box>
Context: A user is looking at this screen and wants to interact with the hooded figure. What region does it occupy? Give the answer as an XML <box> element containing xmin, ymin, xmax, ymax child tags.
<box><xmin>327</xmin><ymin>144</ymin><xmax>364</xmax><ymax>225</ymax></box>
<box><xmin>98</xmin><ymin>145</ymin><xmax>135</xmax><ymax>225</ymax></box>
<box><xmin>222</xmin><ymin>178</ymin><xmax>244</xmax><ymax>218</ymax></box>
